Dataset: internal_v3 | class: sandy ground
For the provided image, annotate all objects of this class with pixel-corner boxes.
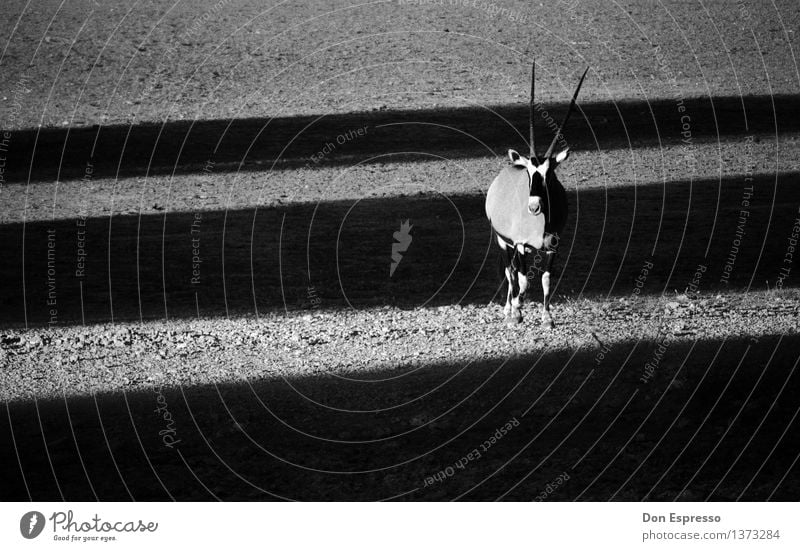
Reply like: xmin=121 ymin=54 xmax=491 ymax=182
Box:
xmin=1 ymin=1 xmax=799 ymax=128
xmin=1 ymin=0 xmax=800 ymax=501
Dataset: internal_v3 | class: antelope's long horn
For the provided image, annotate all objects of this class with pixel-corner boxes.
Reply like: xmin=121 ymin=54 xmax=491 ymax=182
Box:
xmin=543 ymin=66 xmax=589 ymax=159
xmin=529 ymin=60 xmax=537 ymax=162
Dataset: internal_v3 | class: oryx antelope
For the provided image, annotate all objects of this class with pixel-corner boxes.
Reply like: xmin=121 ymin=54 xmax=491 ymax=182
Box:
xmin=485 ymin=62 xmax=588 ymax=327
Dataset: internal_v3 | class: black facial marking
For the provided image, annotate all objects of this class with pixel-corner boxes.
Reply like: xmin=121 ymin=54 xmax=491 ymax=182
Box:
xmin=530 ymin=170 xmax=545 ymax=196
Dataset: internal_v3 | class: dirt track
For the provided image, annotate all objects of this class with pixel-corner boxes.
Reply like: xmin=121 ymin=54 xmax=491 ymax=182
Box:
xmin=1 ymin=0 xmax=800 ymax=501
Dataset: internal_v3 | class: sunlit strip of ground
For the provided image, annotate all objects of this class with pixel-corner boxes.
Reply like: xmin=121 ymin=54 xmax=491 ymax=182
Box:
xmin=3 ymin=137 xmax=799 ymax=225
xmin=1 ymin=288 xmax=798 ymax=402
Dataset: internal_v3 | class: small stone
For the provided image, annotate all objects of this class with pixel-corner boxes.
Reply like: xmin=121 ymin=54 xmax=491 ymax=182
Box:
xmin=26 ymin=335 xmax=43 ymax=348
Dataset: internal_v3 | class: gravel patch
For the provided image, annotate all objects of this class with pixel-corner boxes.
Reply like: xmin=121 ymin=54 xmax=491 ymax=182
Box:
xmin=2 ymin=289 xmax=798 ymax=402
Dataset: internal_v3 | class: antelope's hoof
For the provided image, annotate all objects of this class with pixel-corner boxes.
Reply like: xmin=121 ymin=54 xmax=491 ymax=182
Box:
xmin=541 ymin=314 xmax=555 ymax=329
xmin=506 ymin=309 xmax=523 ymax=326
xmin=503 ymin=303 xmax=511 ymax=317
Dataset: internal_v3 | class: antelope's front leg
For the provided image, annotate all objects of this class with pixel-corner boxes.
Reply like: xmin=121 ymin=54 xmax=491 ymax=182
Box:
xmin=503 ymin=266 xmax=513 ymax=317
xmin=507 ymin=275 xmax=522 ymax=325
xmin=506 ymin=249 xmax=527 ymax=324
xmin=514 ymin=270 xmax=528 ymax=319
xmin=513 ymin=250 xmax=528 ymax=310
xmin=506 ymin=267 xmax=522 ymax=324
xmin=541 ymin=251 xmax=555 ymax=328
xmin=502 ymin=246 xmax=520 ymax=322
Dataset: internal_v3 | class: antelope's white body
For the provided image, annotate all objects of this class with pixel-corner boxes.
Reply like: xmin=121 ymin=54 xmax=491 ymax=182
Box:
xmin=485 ymin=165 xmax=545 ymax=251
xmin=486 ymin=61 xmax=587 ymax=326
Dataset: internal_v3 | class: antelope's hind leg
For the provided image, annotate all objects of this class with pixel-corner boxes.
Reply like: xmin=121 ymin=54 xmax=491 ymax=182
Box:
xmin=541 ymin=250 xmax=556 ymax=328
xmin=499 ymin=239 xmax=514 ymax=318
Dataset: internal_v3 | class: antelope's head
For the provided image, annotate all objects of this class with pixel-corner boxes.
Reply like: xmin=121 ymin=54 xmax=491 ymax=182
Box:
xmin=507 ymin=148 xmax=570 ymax=215
xmin=515 ymin=61 xmax=588 ymax=215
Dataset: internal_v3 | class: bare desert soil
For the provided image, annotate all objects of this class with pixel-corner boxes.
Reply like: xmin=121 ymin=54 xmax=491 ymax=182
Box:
xmin=1 ymin=0 xmax=799 ymax=501
xmin=1 ymin=0 xmax=799 ymax=127
xmin=1 ymin=291 xmax=800 ymax=500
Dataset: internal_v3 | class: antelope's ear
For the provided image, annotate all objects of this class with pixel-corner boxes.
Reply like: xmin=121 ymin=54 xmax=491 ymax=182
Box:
xmin=508 ymin=149 xmax=528 ymax=168
xmin=555 ymin=148 xmax=570 ymax=164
